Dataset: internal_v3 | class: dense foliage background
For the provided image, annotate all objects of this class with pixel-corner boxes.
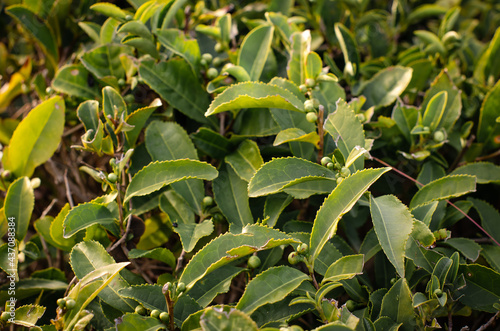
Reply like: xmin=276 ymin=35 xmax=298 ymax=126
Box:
xmin=1 ymin=0 xmax=500 ymax=330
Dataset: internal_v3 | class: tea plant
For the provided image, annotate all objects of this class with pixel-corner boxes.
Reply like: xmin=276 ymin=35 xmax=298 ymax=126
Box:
xmin=1 ymin=0 xmax=500 ymax=330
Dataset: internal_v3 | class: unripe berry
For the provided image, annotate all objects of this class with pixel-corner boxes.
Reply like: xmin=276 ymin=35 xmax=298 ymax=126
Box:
xmin=312 ymin=98 xmax=320 ymax=108
xmin=321 ymin=157 xmax=332 ymax=166
xmin=336 ymin=177 xmax=344 ymax=185
xmin=57 ymin=298 xmax=66 ymax=308
xmin=299 ymin=84 xmax=308 ymax=93
xmin=46 ymin=87 xmax=53 ymax=94
xmin=247 ymin=255 xmax=261 ymax=269
xmin=214 ymin=42 xmax=223 ymax=53
xmin=306 ymin=112 xmax=318 ymax=123
xmin=304 ymin=100 xmax=315 ymax=112
xmin=288 ymin=252 xmax=300 ymax=265
xmin=340 ymin=167 xmax=350 ymax=177
xmin=202 ymin=196 xmax=214 ymax=207
xmin=433 ymin=131 xmax=445 ymax=142
xmin=124 ymin=94 xmax=135 ymax=103
xmin=207 ymin=68 xmax=219 ymax=80
xmin=135 ymin=305 xmax=146 ymax=315
xmin=107 ymin=173 xmax=118 ymax=183
xmin=305 ymin=78 xmax=316 ymax=88
xmin=200 ymin=58 xmax=207 ymax=67
xmin=213 ymin=213 xmax=224 ymax=223
xmin=356 ymin=113 xmax=365 ymax=122
xmin=159 ymin=312 xmax=169 ymax=323
xmin=297 ymin=243 xmax=308 ymax=254
xmin=150 ymin=309 xmax=161 ymax=318
xmin=65 ymin=298 xmax=76 ymax=309
xmin=390 ymin=278 xmax=397 ymax=285
xmin=177 ymin=282 xmax=186 ymax=293
xmin=118 ymin=78 xmax=126 ymax=87
xmin=327 ymin=162 xmax=334 ymax=170
xmin=125 ymin=15 xmax=133 ymax=21
xmin=1 ymin=312 xmax=9 ymax=321
xmin=201 ymin=53 xmax=213 ymax=64
xmin=213 ymin=57 xmax=223 ymax=67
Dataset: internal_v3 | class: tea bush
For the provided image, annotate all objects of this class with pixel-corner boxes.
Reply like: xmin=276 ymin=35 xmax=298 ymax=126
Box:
xmin=1 ymin=0 xmax=500 ymax=330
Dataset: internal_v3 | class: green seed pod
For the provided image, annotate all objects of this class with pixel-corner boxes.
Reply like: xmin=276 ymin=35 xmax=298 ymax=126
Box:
xmin=200 ymin=58 xmax=207 ymax=67
xmin=288 ymin=252 xmax=300 ymax=265
xmin=304 ymin=100 xmax=315 ymax=112
xmin=177 ymin=282 xmax=186 ymax=293
xmin=305 ymin=78 xmax=316 ymax=88
xmin=297 ymin=243 xmax=308 ymax=254
xmin=213 ymin=57 xmax=223 ymax=67
xmin=135 ymin=305 xmax=146 ymax=315
xmin=327 ymin=162 xmax=334 ymax=170
xmin=340 ymin=167 xmax=351 ymax=177
xmin=125 ymin=15 xmax=133 ymax=21
xmin=159 ymin=312 xmax=169 ymax=323
xmin=356 ymin=113 xmax=365 ymax=122
xmin=247 ymin=255 xmax=261 ymax=269
xmin=433 ymin=131 xmax=445 ymax=142
xmin=306 ymin=112 xmax=318 ymax=123
xmin=57 ymin=298 xmax=66 ymax=308
xmin=299 ymin=84 xmax=308 ymax=93
xmin=107 ymin=173 xmax=118 ymax=183
xmin=118 ymin=78 xmax=126 ymax=87
xmin=321 ymin=157 xmax=332 ymax=166
xmin=201 ymin=53 xmax=213 ymax=64
xmin=65 ymin=298 xmax=76 ymax=309
xmin=207 ymin=68 xmax=219 ymax=80
xmin=214 ymin=42 xmax=223 ymax=53
xmin=202 ymin=196 xmax=214 ymax=207
xmin=150 ymin=309 xmax=161 ymax=318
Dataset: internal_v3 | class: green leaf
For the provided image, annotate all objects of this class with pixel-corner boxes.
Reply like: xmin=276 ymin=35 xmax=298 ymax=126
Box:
xmin=334 ymin=23 xmax=360 ymax=78
xmin=236 ymin=266 xmax=309 ymax=314
xmin=322 ymin=254 xmax=364 ymax=284
xmin=370 ymin=195 xmax=414 ymax=278
xmin=324 ymin=99 xmax=365 ymax=171
xmin=4 ymin=177 xmax=34 ymax=241
xmin=409 ymin=175 xmax=476 ymax=209
xmin=139 ymin=59 xmax=216 ymax=127
xmin=160 ymin=190 xmax=195 ymax=225
xmin=422 ymin=91 xmax=447 ymax=131
xmin=309 ymin=167 xmax=390 ymax=265
xmin=264 ymin=193 xmax=294 ymax=228
xmin=191 ymin=128 xmax=232 ymax=159
xmin=102 ymin=86 xmax=126 ymax=119
xmin=116 ymin=313 xmax=166 ymax=331
xmin=90 ymin=2 xmax=127 ymax=20
xmin=81 ymin=45 xmax=133 ymax=79
xmin=200 ymin=307 xmax=258 ymax=331
xmin=52 ymin=65 xmax=100 ymax=99
xmin=10 ymin=304 xmax=45 ymax=327
xmin=162 ymin=0 xmax=188 ymax=28
xmin=155 ymin=29 xmax=200 ymax=74
xmin=468 ymin=198 xmax=500 ymax=244
xmin=392 ymin=101 xmax=418 ymax=144
xmin=175 ymin=219 xmax=214 ymax=252
xmin=70 ymin=241 xmax=136 ymax=312
xmin=380 ymin=279 xmax=416 ymax=331
xmin=281 ymin=176 xmax=337 ymax=199
xmin=124 ymin=160 xmax=218 ymax=202
xmin=457 ymin=264 xmax=500 ymax=313
xmin=477 ymin=80 xmax=500 ymax=148
xmin=248 ymin=157 xmax=335 ymax=197
xmin=124 ymin=99 xmax=162 ymax=148
xmin=188 ymin=265 xmax=244 ymax=307
xmin=251 ymin=296 xmax=312 ymax=327
xmin=306 ymin=52 xmax=323 ymax=79
xmin=63 ymin=202 xmax=119 ymax=238
xmin=4 ymin=96 xmax=65 ymax=177
xmin=206 ymin=82 xmax=305 ymax=116
xmin=238 ymin=24 xmax=274 ymax=81
xmin=357 ymin=66 xmax=413 ymax=109
xmin=225 ymin=140 xmax=264 ymax=182
xmin=118 ymin=20 xmax=153 ymax=40
xmin=287 ymin=30 xmax=310 ymax=85
xmin=213 ymin=163 xmax=253 ymax=231
xmin=273 ymin=128 xmax=320 ymax=148
xmin=5 ymin=5 xmax=58 ymax=69
xmin=119 ymin=284 xmax=167 ymax=312
xmin=405 ymin=237 xmax=442 ymax=273
xmin=482 ymin=245 xmax=500 ymax=273
xmin=179 ymin=224 xmax=298 ymax=290
xmin=443 ymin=238 xmax=481 ymax=261
xmin=450 ymin=162 xmax=500 ymax=184
xmin=0 ymin=278 xmax=67 ymax=303
xmin=128 ymin=248 xmax=176 ymax=268
xmin=416 ymin=161 xmax=445 ymax=186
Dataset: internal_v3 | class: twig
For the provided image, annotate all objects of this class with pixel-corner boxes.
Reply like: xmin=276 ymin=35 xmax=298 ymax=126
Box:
xmin=121 ymin=244 xmax=153 ymax=284
xmin=39 ymin=236 xmax=53 ymax=268
xmin=476 ymin=311 xmax=500 ymax=331
xmin=449 ymin=134 xmax=475 ymax=171
xmin=107 ymin=214 xmax=132 ymax=253
xmin=372 ymin=156 xmax=500 ymax=246
xmin=175 ymin=250 xmax=186 ymax=274
xmin=63 ymin=170 xmax=74 ymax=208
xmin=62 ymin=123 xmax=84 ymax=137
xmin=41 ymin=198 xmax=58 ymax=218
xmin=448 ymin=310 xmax=453 ymax=331
xmin=475 ymin=148 xmax=500 ymax=162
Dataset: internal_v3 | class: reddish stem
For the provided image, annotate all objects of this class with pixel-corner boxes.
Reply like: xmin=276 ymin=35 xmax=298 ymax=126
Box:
xmin=372 ymin=156 xmax=500 ymax=247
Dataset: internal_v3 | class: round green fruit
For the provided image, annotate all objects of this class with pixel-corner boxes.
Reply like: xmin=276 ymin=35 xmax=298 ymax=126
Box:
xmin=356 ymin=113 xmax=365 ymax=122
xmin=177 ymin=282 xmax=186 ymax=293
xmin=305 ymin=78 xmax=316 ymax=88
xmin=321 ymin=157 xmax=332 ymax=166
xmin=150 ymin=309 xmax=161 ymax=318
xmin=299 ymin=84 xmax=308 ymax=93
xmin=45 ymin=87 xmax=54 ymax=94
xmin=304 ymin=100 xmax=315 ymax=112
xmin=159 ymin=312 xmax=169 ymax=323
xmin=57 ymin=298 xmax=66 ymax=308
xmin=306 ymin=112 xmax=318 ymax=123
xmin=390 ymin=278 xmax=397 ymax=285
xmin=247 ymin=255 xmax=261 ymax=269
xmin=118 ymin=78 xmax=126 ymax=87
xmin=213 ymin=57 xmax=223 ymax=67
xmin=200 ymin=58 xmax=207 ymax=67
xmin=433 ymin=131 xmax=445 ymax=142
xmin=1 ymin=170 xmax=11 ymax=180
xmin=202 ymin=196 xmax=214 ymax=207
xmin=312 ymin=98 xmax=320 ymax=108
xmin=201 ymin=53 xmax=213 ymax=64
xmin=297 ymin=243 xmax=308 ymax=254
xmin=214 ymin=42 xmax=223 ymax=53
xmin=336 ymin=177 xmax=344 ymax=185
xmin=107 ymin=173 xmax=118 ymax=183
xmin=135 ymin=305 xmax=146 ymax=315
xmin=207 ymin=68 xmax=219 ymax=80
xmin=65 ymin=298 xmax=76 ymax=309
xmin=1 ymin=312 xmax=10 ymax=321
xmin=340 ymin=167 xmax=351 ymax=177
xmin=125 ymin=15 xmax=133 ymax=21
xmin=288 ymin=252 xmax=300 ymax=265
xmin=124 ymin=94 xmax=135 ymax=103
xmin=327 ymin=162 xmax=334 ymax=170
